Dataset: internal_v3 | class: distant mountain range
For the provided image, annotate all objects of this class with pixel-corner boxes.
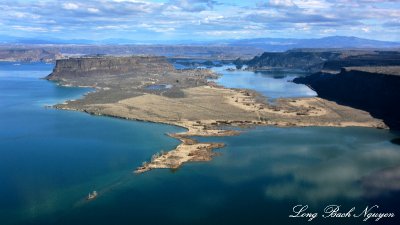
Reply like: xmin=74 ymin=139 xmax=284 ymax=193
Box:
xmin=1 ymin=35 xmax=399 ymax=51
xmin=0 ymin=36 xmax=200 ymax=45
xmin=221 ymin=36 xmax=400 ymax=51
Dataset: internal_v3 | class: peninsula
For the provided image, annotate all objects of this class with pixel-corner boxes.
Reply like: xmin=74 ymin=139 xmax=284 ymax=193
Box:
xmin=47 ymin=56 xmax=386 ymax=173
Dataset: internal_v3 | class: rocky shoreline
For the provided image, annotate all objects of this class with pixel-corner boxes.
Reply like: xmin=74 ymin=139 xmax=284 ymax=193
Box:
xmin=48 ymin=56 xmax=387 ymax=173
xmin=54 ymin=85 xmax=386 ymax=174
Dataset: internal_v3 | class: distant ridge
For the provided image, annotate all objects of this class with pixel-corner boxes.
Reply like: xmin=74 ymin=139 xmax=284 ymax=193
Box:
xmin=1 ymin=36 xmax=399 ymax=51
xmin=222 ymin=36 xmax=400 ymax=51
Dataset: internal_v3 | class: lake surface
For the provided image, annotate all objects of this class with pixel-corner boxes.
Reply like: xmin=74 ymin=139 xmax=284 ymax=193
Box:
xmin=1 ymin=62 xmax=400 ymax=225
xmin=212 ymin=66 xmax=317 ymax=99
xmin=145 ymin=84 xmax=173 ymax=90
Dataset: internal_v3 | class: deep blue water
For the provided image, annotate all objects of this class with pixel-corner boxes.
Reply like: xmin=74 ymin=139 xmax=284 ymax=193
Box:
xmin=0 ymin=62 xmax=184 ymax=224
xmin=1 ymin=62 xmax=400 ymax=225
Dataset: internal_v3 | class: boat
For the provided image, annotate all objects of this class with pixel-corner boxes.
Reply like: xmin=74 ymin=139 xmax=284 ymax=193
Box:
xmin=87 ymin=191 xmax=98 ymax=200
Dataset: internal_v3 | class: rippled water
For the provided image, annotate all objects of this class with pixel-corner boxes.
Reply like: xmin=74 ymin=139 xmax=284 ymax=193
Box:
xmin=1 ymin=62 xmax=399 ymax=225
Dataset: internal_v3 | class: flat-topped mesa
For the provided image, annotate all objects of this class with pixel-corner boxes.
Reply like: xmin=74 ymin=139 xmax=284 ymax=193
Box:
xmin=46 ymin=56 xmax=175 ymax=80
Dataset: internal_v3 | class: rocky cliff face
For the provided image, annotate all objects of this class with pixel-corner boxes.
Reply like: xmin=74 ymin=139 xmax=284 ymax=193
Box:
xmin=238 ymin=50 xmax=400 ymax=72
xmin=238 ymin=50 xmax=341 ymax=71
xmin=47 ymin=56 xmax=174 ymax=80
xmin=294 ymin=69 xmax=400 ymax=129
xmin=322 ymin=51 xmax=400 ymax=71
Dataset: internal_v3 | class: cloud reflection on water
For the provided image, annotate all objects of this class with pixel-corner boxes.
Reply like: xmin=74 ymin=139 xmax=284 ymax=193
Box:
xmin=198 ymin=127 xmax=400 ymax=203
xmin=362 ymin=166 xmax=400 ymax=197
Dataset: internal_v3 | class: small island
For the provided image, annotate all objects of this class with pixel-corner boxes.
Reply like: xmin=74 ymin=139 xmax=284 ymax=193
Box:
xmin=47 ymin=56 xmax=386 ymax=173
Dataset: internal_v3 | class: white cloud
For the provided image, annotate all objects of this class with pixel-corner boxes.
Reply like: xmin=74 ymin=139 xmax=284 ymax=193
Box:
xmin=269 ymin=0 xmax=296 ymax=7
xmin=88 ymin=7 xmax=100 ymax=13
xmin=361 ymin=27 xmax=370 ymax=32
xmin=11 ymin=25 xmax=48 ymax=32
xmin=293 ymin=0 xmax=331 ymax=9
xmin=0 ymin=0 xmax=398 ymax=41
xmin=62 ymin=3 xmax=79 ymax=10
xmin=12 ymin=12 xmax=40 ymax=19
xmin=322 ymin=28 xmax=336 ymax=33
xmin=138 ymin=23 xmax=176 ymax=32
xmin=204 ymin=15 xmax=223 ymax=22
xmin=94 ymin=25 xmax=131 ymax=30
xmin=112 ymin=0 xmax=147 ymax=2
xmin=14 ymin=12 xmax=28 ymax=18
xmin=148 ymin=27 xmax=175 ymax=32
xmin=203 ymin=29 xmax=264 ymax=38
xmin=295 ymin=23 xmax=311 ymax=31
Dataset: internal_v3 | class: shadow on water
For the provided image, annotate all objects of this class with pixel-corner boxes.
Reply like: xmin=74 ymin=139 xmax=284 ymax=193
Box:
xmin=391 ymin=138 xmax=400 ymax=145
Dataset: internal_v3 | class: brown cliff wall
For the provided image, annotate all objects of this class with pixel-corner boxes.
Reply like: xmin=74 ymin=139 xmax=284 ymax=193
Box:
xmin=46 ymin=56 xmax=174 ymax=80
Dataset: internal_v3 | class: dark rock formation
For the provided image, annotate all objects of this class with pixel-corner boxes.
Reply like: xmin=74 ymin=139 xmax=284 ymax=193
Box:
xmin=294 ymin=68 xmax=400 ymax=129
xmin=323 ymin=51 xmax=400 ymax=71
xmin=47 ymin=56 xmax=174 ymax=80
xmin=242 ymin=50 xmax=341 ymax=72
xmin=239 ymin=50 xmax=400 ymax=73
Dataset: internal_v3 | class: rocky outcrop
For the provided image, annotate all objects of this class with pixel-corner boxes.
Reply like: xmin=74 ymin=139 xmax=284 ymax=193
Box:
xmin=46 ymin=56 xmax=175 ymax=80
xmin=294 ymin=68 xmax=400 ymax=129
xmin=240 ymin=50 xmax=341 ymax=72
xmin=238 ymin=50 xmax=400 ymax=72
xmin=322 ymin=51 xmax=400 ymax=71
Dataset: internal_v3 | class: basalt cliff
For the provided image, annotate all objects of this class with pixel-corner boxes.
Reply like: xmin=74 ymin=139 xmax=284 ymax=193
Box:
xmin=47 ymin=56 xmax=174 ymax=80
xmin=237 ymin=50 xmax=340 ymax=72
xmin=236 ymin=49 xmax=400 ymax=73
xmin=294 ymin=67 xmax=400 ymax=129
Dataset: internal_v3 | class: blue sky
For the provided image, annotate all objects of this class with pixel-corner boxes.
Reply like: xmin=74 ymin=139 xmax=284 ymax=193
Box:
xmin=0 ymin=0 xmax=399 ymax=41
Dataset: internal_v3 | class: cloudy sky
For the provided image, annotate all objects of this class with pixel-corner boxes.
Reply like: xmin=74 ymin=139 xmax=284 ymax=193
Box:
xmin=0 ymin=0 xmax=399 ymax=41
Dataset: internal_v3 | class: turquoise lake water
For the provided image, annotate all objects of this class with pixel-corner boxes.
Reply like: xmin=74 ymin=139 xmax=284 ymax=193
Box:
xmin=1 ymin=62 xmax=400 ymax=225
